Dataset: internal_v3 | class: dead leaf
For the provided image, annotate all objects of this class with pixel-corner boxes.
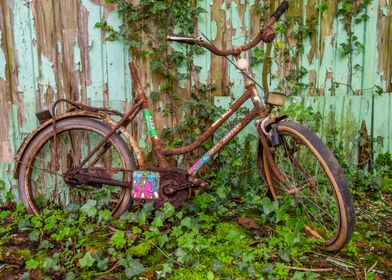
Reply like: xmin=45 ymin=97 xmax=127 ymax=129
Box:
xmin=304 ymin=224 xmax=323 ymax=239
xmin=237 ymin=217 xmax=260 ymax=230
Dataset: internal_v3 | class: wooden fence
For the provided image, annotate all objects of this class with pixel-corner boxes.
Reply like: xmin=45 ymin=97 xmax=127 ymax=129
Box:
xmin=0 ymin=0 xmax=391 ymax=200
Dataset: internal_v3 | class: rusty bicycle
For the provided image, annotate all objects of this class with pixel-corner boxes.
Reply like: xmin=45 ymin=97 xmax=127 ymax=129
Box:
xmin=14 ymin=1 xmax=355 ymax=252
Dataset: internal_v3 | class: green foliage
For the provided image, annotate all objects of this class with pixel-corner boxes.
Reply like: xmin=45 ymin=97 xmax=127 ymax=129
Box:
xmin=97 ymin=0 xmax=204 ymax=101
xmin=119 ymin=256 xmax=145 ymax=278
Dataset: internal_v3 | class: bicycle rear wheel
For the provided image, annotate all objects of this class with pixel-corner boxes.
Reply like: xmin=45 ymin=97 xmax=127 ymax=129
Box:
xmin=261 ymin=120 xmax=355 ymax=252
xmin=18 ymin=117 xmax=135 ymax=218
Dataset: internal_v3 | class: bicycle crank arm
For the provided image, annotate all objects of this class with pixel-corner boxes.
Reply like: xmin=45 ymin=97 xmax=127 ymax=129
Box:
xmin=163 ymin=176 xmax=208 ymax=195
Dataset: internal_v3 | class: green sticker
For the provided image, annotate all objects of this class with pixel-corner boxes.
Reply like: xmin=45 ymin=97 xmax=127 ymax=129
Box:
xmin=143 ymin=109 xmax=158 ymax=137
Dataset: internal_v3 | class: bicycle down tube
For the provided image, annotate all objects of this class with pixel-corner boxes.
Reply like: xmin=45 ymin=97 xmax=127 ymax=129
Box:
xmin=187 ymin=107 xmax=260 ymax=176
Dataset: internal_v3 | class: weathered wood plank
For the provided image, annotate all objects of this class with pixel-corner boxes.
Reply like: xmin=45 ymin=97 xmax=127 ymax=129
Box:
xmin=0 ymin=0 xmax=392 ymax=201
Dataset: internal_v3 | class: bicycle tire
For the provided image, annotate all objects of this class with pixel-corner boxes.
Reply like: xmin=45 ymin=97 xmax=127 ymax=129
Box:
xmin=261 ymin=120 xmax=355 ymax=252
xmin=18 ymin=117 xmax=135 ymax=218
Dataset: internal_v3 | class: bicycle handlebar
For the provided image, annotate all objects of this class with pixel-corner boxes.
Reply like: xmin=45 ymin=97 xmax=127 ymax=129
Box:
xmin=167 ymin=1 xmax=289 ymax=56
xmin=272 ymin=1 xmax=289 ymax=21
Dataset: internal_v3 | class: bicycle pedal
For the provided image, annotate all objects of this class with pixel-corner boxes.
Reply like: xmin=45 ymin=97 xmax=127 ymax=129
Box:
xmin=188 ymin=176 xmax=208 ymax=188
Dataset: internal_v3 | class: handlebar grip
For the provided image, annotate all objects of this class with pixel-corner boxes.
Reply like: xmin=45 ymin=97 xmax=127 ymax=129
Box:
xmin=272 ymin=1 xmax=289 ymax=21
xmin=167 ymin=33 xmax=196 ymax=45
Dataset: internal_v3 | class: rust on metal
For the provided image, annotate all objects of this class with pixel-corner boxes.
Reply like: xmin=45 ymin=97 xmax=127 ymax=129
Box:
xmin=13 ymin=108 xmax=146 ymax=178
xmin=257 ymin=124 xmax=293 ymax=193
xmin=207 ymin=108 xmax=260 ymax=159
xmin=161 ymin=89 xmax=253 ymax=156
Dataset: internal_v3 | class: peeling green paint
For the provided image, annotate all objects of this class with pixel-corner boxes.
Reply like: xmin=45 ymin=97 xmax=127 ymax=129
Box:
xmin=13 ymin=0 xmax=39 ymax=134
xmin=0 ymin=31 xmax=6 ymax=79
xmin=82 ymin=0 xmax=105 ymax=103
xmin=0 ymin=0 xmax=392 ymax=202
xmin=39 ymin=55 xmax=57 ymax=91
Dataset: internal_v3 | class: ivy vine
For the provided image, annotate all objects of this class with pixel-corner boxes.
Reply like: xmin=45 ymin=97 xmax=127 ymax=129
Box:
xmin=97 ymin=0 xmax=205 ymax=101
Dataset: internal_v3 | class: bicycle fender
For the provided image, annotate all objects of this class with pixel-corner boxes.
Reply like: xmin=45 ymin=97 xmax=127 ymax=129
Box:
xmin=13 ymin=110 xmax=145 ymax=179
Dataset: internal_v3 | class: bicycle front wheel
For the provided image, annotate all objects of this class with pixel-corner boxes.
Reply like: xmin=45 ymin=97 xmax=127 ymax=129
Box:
xmin=18 ymin=117 xmax=135 ymax=218
xmin=261 ymin=120 xmax=355 ymax=252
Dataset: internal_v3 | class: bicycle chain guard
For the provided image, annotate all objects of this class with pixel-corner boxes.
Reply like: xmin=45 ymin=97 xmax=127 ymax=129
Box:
xmin=132 ymin=168 xmax=189 ymax=209
xmin=132 ymin=171 xmax=160 ymax=200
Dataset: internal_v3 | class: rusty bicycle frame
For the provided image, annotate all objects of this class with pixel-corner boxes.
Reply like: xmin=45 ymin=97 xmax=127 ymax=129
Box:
xmin=63 ymin=58 xmax=270 ymax=181
xmin=15 ymin=2 xmax=292 ymax=200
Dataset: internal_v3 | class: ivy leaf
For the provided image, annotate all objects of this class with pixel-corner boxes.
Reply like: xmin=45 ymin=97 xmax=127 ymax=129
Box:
xmin=42 ymin=257 xmax=56 ymax=272
xmin=96 ymin=257 xmax=109 ymax=271
xmin=65 ymin=272 xmax=75 ymax=280
xmin=110 ymin=230 xmax=126 ymax=249
xmin=207 ymin=271 xmax=214 ymax=280
xmin=180 ymin=217 xmax=193 ymax=228
xmin=261 ymin=198 xmax=278 ymax=215
xmin=151 ymin=211 xmax=165 ymax=229
xmin=20 ymin=272 xmax=30 ymax=280
xmin=65 ymin=202 xmax=80 ymax=212
xmin=162 ymin=202 xmax=175 ymax=218
xmin=175 ymin=247 xmax=189 ymax=263
xmin=152 ymin=2 xmax=167 ymax=14
xmin=79 ymin=251 xmax=95 ymax=268
xmin=150 ymin=60 xmax=163 ymax=71
xmin=18 ymin=219 xmax=30 ymax=231
xmin=261 ymin=263 xmax=274 ymax=273
xmin=98 ymin=209 xmax=112 ymax=223
xmin=162 ymin=263 xmax=173 ymax=274
xmin=119 ymin=256 xmax=145 ymax=278
xmin=28 ymin=230 xmax=40 ymax=242
xmin=195 ymin=7 xmax=208 ymax=14
xmin=156 ymin=233 xmax=169 ymax=247
xmin=38 ymin=240 xmax=54 ymax=250
xmin=278 ymin=248 xmax=291 ymax=263
xmin=212 ymin=258 xmax=223 ymax=272
xmin=80 ymin=199 xmax=97 ymax=217
xmin=94 ymin=21 xmax=107 ymax=28
xmin=25 ymin=259 xmax=39 ymax=269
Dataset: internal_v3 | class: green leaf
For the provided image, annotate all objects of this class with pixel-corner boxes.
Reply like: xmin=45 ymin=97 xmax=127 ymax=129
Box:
xmin=261 ymin=197 xmax=278 ymax=215
xmin=65 ymin=272 xmax=75 ymax=280
xmin=42 ymin=257 xmax=56 ymax=272
xmin=162 ymin=202 xmax=175 ymax=218
xmin=94 ymin=21 xmax=107 ymax=28
xmin=150 ymin=60 xmax=163 ymax=71
xmin=79 ymin=251 xmax=95 ymax=268
xmin=110 ymin=230 xmax=126 ymax=249
xmin=20 ymin=272 xmax=30 ymax=280
xmin=156 ymin=233 xmax=169 ymax=247
xmin=181 ymin=217 xmax=193 ymax=228
xmin=162 ymin=263 xmax=173 ymax=274
xmin=38 ymin=240 xmax=53 ymax=250
xmin=80 ymin=199 xmax=97 ymax=217
xmin=96 ymin=257 xmax=109 ymax=271
xmin=98 ymin=209 xmax=112 ymax=223
xmin=25 ymin=259 xmax=39 ymax=269
xmin=28 ymin=230 xmax=40 ymax=242
xmin=0 ymin=210 xmax=9 ymax=219
xmin=18 ymin=219 xmax=30 ymax=231
xmin=151 ymin=211 xmax=165 ymax=229
xmin=119 ymin=256 xmax=145 ymax=278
